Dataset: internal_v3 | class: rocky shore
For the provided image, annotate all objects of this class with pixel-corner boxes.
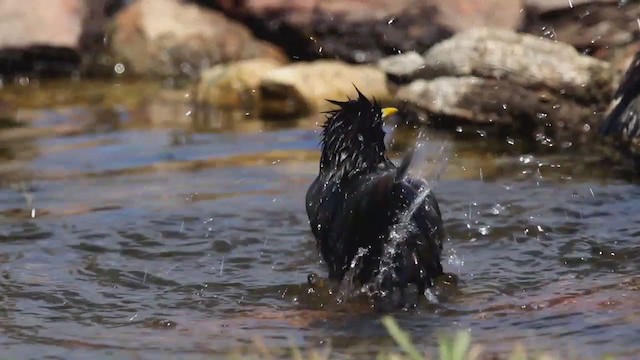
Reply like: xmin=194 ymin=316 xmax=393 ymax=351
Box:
xmin=1 ymin=0 xmax=639 ymax=163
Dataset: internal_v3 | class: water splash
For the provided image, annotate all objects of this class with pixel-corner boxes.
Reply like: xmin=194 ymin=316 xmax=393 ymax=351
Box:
xmin=337 ymin=247 xmax=370 ymax=300
xmin=377 ymin=129 xmax=452 ymax=302
xmin=410 ymin=130 xmax=451 ymax=188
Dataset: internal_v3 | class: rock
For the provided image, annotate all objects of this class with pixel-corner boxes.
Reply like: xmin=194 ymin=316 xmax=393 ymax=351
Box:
xmin=525 ymin=0 xmax=617 ymax=13
xmin=377 ymin=51 xmax=426 ymax=83
xmin=428 ymin=0 xmax=524 ymax=33
xmin=206 ymin=0 xmax=524 ymax=63
xmin=0 ymin=0 xmax=81 ymax=76
xmin=524 ymin=1 xmax=640 ymax=59
xmin=194 ymin=58 xmax=285 ymax=110
xmin=397 ymin=77 xmax=599 ymax=143
xmin=421 ymin=28 xmax=614 ymax=105
xmin=0 ymin=0 xmax=123 ymax=77
xmin=396 ymin=29 xmax=615 ymax=144
xmin=108 ymin=0 xmax=286 ymax=78
xmin=258 ymin=60 xmax=393 ymax=118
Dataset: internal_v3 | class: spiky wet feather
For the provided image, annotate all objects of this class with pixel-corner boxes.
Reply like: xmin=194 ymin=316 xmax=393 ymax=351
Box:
xmin=319 ymin=91 xmax=391 ymax=181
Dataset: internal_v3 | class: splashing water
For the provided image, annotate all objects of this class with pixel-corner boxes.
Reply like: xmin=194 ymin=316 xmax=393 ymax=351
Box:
xmin=335 ymin=129 xmax=455 ymax=305
xmin=337 ymin=247 xmax=370 ymax=301
xmin=376 ymin=130 xmax=453 ymax=303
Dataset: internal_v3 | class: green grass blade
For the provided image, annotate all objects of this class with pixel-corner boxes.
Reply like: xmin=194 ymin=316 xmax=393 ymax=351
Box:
xmin=381 ymin=316 xmax=423 ymax=360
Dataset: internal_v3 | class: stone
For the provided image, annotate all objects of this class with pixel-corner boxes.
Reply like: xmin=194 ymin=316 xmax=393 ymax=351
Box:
xmin=397 ymin=77 xmax=599 ymax=144
xmin=207 ymin=0 xmax=524 ymax=63
xmin=0 ymin=0 xmax=84 ymax=50
xmin=524 ymin=1 xmax=640 ymax=59
xmin=257 ymin=60 xmax=393 ymax=118
xmin=108 ymin=0 xmax=286 ymax=78
xmin=421 ymin=28 xmax=614 ymax=105
xmin=396 ymin=29 xmax=616 ymax=144
xmin=377 ymin=51 xmax=426 ymax=83
xmin=0 ymin=0 xmax=125 ymax=77
xmin=194 ymin=58 xmax=285 ymax=110
xmin=0 ymin=0 xmax=80 ymax=76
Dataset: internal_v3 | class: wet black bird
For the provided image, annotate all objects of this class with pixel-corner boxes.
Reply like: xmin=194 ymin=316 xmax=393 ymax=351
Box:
xmin=601 ymin=51 xmax=640 ymax=166
xmin=305 ymin=89 xmax=445 ymax=303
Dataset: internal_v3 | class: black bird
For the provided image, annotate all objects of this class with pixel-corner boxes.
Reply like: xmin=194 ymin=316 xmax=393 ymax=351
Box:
xmin=601 ymin=51 xmax=640 ymax=166
xmin=305 ymin=89 xmax=446 ymax=304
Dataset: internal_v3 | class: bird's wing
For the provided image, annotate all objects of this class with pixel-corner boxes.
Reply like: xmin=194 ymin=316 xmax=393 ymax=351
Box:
xmin=602 ymin=51 xmax=640 ymax=137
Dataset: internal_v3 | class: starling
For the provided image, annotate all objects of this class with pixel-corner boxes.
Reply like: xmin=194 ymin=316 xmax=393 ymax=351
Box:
xmin=601 ymin=51 xmax=640 ymax=164
xmin=305 ymin=89 xmax=446 ymax=304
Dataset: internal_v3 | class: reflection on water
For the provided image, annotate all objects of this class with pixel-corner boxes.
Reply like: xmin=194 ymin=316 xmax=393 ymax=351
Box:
xmin=0 ymin=81 xmax=639 ymax=359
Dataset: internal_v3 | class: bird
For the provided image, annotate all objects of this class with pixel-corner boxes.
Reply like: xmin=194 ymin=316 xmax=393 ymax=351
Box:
xmin=305 ymin=88 xmax=446 ymax=306
xmin=601 ymin=50 xmax=640 ymax=167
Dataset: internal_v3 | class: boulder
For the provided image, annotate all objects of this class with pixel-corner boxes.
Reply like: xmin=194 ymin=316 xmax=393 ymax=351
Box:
xmin=0 ymin=0 xmax=81 ymax=76
xmin=207 ymin=0 xmax=524 ymax=63
xmin=421 ymin=28 xmax=614 ymax=105
xmin=0 ymin=0 xmax=125 ymax=77
xmin=194 ymin=58 xmax=285 ymax=110
xmin=377 ymin=51 xmax=426 ymax=83
xmin=258 ymin=60 xmax=393 ymax=118
xmin=396 ymin=29 xmax=615 ymax=143
xmin=524 ymin=0 xmax=640 ymax=63
xmin=108 ymin=0 xmax=286 ymax=78
xmin=397 ymin=77 xmax=599 ymax=143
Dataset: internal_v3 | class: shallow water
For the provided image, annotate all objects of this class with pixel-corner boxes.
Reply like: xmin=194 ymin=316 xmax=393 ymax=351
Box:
xmin=0 ymin=81 xmax=639 ymax=359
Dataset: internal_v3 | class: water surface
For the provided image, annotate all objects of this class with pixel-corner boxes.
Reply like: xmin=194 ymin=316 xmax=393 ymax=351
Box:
xmin=0 ymin=81 xmax=639 ymax=359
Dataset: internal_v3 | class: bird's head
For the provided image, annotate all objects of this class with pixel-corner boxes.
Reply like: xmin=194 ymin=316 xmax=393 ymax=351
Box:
xmin=319 ymin=88 xmax=398 ymax=179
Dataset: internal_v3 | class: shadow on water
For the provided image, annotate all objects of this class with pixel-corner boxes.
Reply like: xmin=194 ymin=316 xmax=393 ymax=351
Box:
xmin=0 ymin=80 xmax=639 ymax=359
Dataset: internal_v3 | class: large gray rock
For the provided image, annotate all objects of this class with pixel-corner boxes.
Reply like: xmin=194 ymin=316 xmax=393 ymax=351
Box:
xmin=108 ymin=0 xmax=286 ymax=77
xmin=397 ymin=29 xmax=615 ymax=143
xmin=398 ymin=77 xmax=599 ymax=143
xmin=421 ymin=28 xmax=614 ymax=105
xmin=525 ymin=0 xmax=640 ymax=70
xmin=377 ymin=51 xmax=426 ymax=83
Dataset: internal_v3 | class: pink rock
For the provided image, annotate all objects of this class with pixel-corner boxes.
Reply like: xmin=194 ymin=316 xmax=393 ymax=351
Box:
xmin=109 ymin=0 xmax=286 ymax=77
xmin=211 ymin=0 xmax=525 ymax=63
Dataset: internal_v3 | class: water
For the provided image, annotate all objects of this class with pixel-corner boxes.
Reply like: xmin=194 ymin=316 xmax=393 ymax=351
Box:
xmin=1 ymin=81 xmax=639 ymax=359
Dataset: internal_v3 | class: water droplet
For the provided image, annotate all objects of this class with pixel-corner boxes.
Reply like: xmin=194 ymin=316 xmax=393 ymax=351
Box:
xmin=479 ymin=225 xmax=490 ymax=235
xmin=114 ymin=63 xmax=126 ymax=75
xmin=490 ymin=204 xmax=505 ymax=215
xmin=519 ymin=155 xmax=534 ymax=164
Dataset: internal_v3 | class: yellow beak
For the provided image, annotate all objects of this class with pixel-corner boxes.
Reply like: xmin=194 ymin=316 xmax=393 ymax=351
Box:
xmin=381 ymin=107 xmax=399 ymax=119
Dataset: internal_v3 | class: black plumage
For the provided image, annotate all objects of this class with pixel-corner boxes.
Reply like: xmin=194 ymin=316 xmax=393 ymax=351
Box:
xmin=305 ymin=89 xmax=445 ymax=303
xmin=601 ymin=51 xmax=640 ymax=162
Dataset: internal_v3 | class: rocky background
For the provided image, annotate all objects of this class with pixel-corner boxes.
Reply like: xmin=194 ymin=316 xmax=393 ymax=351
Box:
xmin=1 ymin=0 xmax=639 ymax=156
